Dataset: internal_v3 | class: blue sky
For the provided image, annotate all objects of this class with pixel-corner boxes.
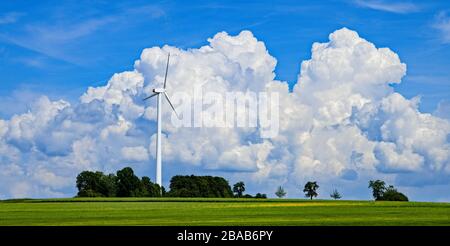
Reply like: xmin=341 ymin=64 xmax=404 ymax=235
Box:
xmin=1 ymin=0 xmax=449 ymax=117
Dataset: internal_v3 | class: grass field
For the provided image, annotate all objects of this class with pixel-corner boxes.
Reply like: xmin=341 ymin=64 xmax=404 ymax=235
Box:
xmin=0 ymin=198 xmax=449 ymax=226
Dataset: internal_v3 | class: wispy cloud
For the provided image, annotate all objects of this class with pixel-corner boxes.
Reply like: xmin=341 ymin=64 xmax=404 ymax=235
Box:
xmin=433 ymin=12 xmax=450 ymax=44
xmin=406 ymin=74 xmax=450 ymax=86
xmin=26 ymin=16 xmax=118 ymax=43
xmin=126 ymin=4 xmax=166 ymax=18
xmin=0 ymin=17 xmax=116 ymax=65
xmin=353 ymin=0 xmax=420 ymax=14
xmin=0 ymin=4 xmax=165 ymax=65
xmin=0 ymin=12 xmax=24 ymax=25
xmin=13 ymin=55 xmax=50 ymax=69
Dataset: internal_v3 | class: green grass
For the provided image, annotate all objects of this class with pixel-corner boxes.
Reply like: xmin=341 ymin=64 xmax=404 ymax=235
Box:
xmin=0 ymin=198 xmax=449 ymax=225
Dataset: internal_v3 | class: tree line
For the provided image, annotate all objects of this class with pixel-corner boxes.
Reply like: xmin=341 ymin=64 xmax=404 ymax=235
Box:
xmin=76 ymin=167 xmax=408 ymax=201
xmin=76 ymin=167 xmax=267 ymax=198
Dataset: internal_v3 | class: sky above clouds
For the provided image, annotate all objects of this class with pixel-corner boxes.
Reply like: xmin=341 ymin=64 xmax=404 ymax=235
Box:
xmin=0 ymin=1 xmax=450 ymax=201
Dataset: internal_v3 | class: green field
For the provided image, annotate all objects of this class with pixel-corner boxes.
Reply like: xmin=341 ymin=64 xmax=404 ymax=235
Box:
xmin=0 ymin=198 xmax=449 ymax=225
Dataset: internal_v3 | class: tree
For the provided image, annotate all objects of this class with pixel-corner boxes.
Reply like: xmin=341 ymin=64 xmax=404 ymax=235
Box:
xmin=100 ymin=173 xmax=117 ymax=197
xmin=168 ymin=175 xmax=233 ymax=198
xmin=76 ymin=171 xmax=104 ymax=197
xmin=378 ymin=185 xmax=408 ymax=201
xmin=116 ymin=167 xmax=142 ymax=197
xmin=368 ymin=180 xmax=386 ymax=200
xmin=233 ymin=181 xmax=245 ymax=198
xmin=303 ymin=181 xmax=319 ymax=200
xmin=76 ymin=171 xmax=117 ymax=197
xmin=76 ymin=168 xmax=166 ymax=198
xmin=212 ymin=176 xmax=234 ymax=198
xmin=275 ymin=186 xmax=286 ymax=198
xmin=330 ymin=189 xmax=342 ymax=200
xmin=140 ymin=176 xmax=161 ymax=197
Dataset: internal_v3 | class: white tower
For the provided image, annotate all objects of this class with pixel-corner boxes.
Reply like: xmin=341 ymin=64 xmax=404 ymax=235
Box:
xmin=143 ymin=53 xmax=178 ymax=191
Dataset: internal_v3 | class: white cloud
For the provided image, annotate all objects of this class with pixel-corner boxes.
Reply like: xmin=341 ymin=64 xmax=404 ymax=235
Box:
xmin=32 ymin=167 xmax=72 ymax=189
xmin=0 ymin=28 xmax=449 ymax=200
xmin=354 ymin=0 xmax=420 ymax=14
xmin=121 ymin=146 xmax=149 ymax=162
xmin=375 ymin=142 xmax=424 ymax=172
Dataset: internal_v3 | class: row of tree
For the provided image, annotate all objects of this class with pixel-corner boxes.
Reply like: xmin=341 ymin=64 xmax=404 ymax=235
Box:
xmin=274 ymin=182 xmax=322 ymax=200
xmin=76 ymin=168 xmax=407 ymax=201
xmin=76 ymin=167 xmax=267 ymax=198
xmin=273 ymin=180 xmax=408 ymax=201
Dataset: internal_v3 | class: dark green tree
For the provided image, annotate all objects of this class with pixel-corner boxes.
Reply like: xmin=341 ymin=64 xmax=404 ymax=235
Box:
xmin=330 ymin=189 xmax=342 ymax=200
xmin=116 ymin=167 xmax=142 ymax=197
xmin=168 ymin=175 xmax=233 ymax=198
xmin=255 ymin=193 xmax=267 ymax=199
xmin=303 ymin=181 xmax=319 ymax=200
xmin=76 ymin=167 xmax=166 ymax=197
xmin=275 ymin=186 xmax=286 ymax=198
xmin=378 ymin=185 xmax=408 ymax=201
xmin=76 ymin=171 xmax=107 ymax=197
xmin=368 ymin=180 xmax=386 ymax=200
xmin=233 ymin=181 xmax=245 ymax=198
xmin=100 ymin=173 xmax=117 ymax=197
xmin=140 ymin=176 xmax=161 ymax=197
xmin=76 ymin=168 xmax=247 ymax=199
xmin=212 ymin=176 xmax=233 ymax=197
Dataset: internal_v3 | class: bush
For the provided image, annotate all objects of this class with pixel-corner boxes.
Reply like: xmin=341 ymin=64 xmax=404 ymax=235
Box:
xmin=369 ymin=181 xmax=409 ymax=202
xmin=379 ymin=189 xmax=409 ymax=201
xmin=255 ymin=193 xmax=267 ymax=199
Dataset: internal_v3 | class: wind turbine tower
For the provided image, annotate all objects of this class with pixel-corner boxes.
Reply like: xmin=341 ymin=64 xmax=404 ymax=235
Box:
xmin=143 ymin=53 xmax=178 ymax=190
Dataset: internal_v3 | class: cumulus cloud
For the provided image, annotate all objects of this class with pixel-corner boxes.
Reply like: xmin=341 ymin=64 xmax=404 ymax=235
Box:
xmin=0 ymin=28 xmax=449 ymax=200
xmin=121 ymin=146 xmax=149 ymax=162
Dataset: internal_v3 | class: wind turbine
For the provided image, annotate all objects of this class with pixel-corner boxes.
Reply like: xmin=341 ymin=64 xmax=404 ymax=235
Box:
xmin=143 ymin=53 xmax=178 ymax=191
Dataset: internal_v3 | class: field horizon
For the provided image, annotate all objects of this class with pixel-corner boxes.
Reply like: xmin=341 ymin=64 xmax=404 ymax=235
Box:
xmin=1 ymin=198 xmax=449 ymax=226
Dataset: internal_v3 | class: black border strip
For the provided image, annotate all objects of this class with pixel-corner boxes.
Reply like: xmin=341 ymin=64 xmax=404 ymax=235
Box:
xmin=0 ymin=226 xmax=448 ymax=244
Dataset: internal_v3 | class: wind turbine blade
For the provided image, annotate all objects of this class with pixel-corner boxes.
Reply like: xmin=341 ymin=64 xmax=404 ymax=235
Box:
xmin=164 ymin=92 xmax=179 ymax=118
xmin=163 ymin=53 xmax=170 ymax=89
xmin=143 ymin=93 xmax=157 ymax=101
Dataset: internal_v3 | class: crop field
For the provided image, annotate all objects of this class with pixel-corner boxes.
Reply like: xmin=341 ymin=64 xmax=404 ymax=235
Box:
xmin=0 ymin=198 xmax=449 ymax=226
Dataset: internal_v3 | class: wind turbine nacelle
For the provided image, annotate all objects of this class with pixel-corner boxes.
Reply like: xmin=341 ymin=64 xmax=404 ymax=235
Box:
xmin=153 ymin=88 xmax=165 ymax=93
